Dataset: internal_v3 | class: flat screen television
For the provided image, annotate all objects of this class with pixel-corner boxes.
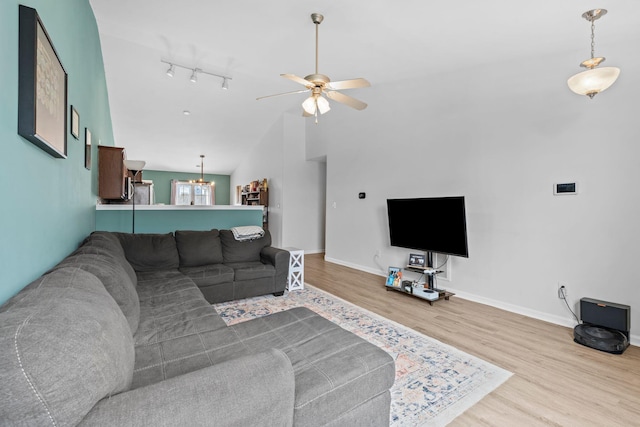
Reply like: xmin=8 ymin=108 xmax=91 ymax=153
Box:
xmin=386 ymin=196 xmax=469 ymax=258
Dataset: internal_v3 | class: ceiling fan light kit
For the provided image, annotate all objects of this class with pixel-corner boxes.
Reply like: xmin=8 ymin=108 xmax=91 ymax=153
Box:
xmin=257 ymin=13 xmax=371 ymax=123
xmin=567 ymin=8 xmax=620 ymax=99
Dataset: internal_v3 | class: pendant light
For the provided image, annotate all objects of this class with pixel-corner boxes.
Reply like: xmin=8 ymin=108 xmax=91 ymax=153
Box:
xmin=198 ymin=155 xmax=205 ymax=182
xmin=567 ymin=9 xmax=620 ymax=99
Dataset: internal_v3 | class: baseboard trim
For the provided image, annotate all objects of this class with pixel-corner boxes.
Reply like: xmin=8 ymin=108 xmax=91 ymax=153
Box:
xmin=323 ymin=256 xmax=639 ymax=347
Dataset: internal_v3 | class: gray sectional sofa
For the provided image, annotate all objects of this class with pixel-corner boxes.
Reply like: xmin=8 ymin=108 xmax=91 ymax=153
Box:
xmin=0 ymin=230 xmax=396 ymax=426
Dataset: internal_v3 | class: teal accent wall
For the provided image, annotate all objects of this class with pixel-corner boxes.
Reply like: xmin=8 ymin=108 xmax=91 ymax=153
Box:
xmin=0 ymin=0 xmax=113 ymax=305
xmin=142 ymin=170 xmax=231 ymax=205
xmin=96 ymin=208 xmax=263 ymax=234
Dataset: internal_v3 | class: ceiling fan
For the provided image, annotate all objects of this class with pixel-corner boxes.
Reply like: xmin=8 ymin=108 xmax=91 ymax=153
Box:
xmin=257 ymin=13 xmax=371 ymax=122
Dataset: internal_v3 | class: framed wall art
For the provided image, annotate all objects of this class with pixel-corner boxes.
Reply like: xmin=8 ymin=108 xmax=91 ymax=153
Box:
xmin=85 ymin=128 xmax=92 ymax=170
xmin=408 ymin=253 xmax=426 ymax=268
xmin=18 ymin=5 xmax=68 ymax=158
xmin=386 ymin=266 xmax=402 ymax=287
xmin=70 ymin=106 xmax=79 ymax=139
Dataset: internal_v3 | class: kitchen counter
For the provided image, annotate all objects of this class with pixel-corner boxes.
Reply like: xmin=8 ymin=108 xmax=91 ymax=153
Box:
xmin=95 ymin=204 xmax=264 ymax=233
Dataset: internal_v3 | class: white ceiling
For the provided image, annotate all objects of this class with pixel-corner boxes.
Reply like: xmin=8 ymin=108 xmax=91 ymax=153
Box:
xmin=89 ymin=0 xmax=639 ymax=175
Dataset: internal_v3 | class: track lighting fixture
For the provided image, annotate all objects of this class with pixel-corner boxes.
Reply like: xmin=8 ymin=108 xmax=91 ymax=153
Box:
xmin=161 ymin=59 xmax=232 ymax=89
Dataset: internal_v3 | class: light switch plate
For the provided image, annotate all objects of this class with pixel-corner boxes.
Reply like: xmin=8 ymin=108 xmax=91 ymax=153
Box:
xmin=554 ymin=182 xmax=578 ymax=195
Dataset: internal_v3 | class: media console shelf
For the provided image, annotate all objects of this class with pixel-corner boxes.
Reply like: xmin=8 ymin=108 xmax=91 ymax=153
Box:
xmin=385 ymin=267 xmax=454 ymax=305
xmin=385 ymin=283 xmax=454 ymax=306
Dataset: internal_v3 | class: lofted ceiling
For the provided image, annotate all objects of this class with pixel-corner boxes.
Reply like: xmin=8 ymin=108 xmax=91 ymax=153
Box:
xmin=89 ymin=0 xmax=639 ymax=175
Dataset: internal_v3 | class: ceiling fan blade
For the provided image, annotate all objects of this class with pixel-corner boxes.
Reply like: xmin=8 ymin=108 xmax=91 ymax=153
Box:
xmin=325 ymin=90 xmax=368 ymax=110
xmin=256 ymin=88 xmax=310 ymax=101
xmin=281 ymin=74 xmax=313 ymax=87
xmin=326 ymin=78 xmax=371 ymax=91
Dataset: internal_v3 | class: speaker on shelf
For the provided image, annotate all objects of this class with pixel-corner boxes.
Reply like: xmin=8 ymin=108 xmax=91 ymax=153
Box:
xmin=574 ymin=298 xmax=630 ymax=354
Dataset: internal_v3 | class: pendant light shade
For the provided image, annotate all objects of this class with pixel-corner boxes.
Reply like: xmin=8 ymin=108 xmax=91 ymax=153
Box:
xmin=302 ymin=96 xmax=316 ymax=115
xmin=567 ymin=9 xmax=620 ymax=99
xmin=316 ymin=96 xmax=330 ymax=114
xmin=567 ymin=67 xmax=621 ymax=98
xmin=302 ymin=94 xmax=330 ymax=115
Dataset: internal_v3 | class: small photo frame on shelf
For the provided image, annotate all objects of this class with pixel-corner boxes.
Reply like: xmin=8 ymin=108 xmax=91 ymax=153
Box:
xmin=84 ymin=128 xmax=91 ymax=170
xmin=70 ymin=106 xmax=79 ymax=139
xmin=408 ymin=253 xmax=426 ymax=268
xmin=386 ymin=266 xmax=402 ymax=287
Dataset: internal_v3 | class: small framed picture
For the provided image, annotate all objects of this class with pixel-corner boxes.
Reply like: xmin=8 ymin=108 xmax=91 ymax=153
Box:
xmin=84 ymin=128 xmax=91 ymax=170
xmin=70 ymin=106 xmax=79 ymax=139
xmin=408 ymin=253 xmax=426 ymax=268
xmin=386 ymin=266 xmax=402 ymax=287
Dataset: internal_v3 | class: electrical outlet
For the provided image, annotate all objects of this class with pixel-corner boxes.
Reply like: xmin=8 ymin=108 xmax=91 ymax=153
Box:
xmin=557 ymin=282 xmax=568 ymax=299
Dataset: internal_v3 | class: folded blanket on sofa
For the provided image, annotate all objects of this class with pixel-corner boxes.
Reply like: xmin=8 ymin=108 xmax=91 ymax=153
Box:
xmin=231 ymin=226 xmax=265 ymax=241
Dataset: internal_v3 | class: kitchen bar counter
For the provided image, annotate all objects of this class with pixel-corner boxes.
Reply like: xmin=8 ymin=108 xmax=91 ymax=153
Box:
xmin=95 ymin=204 xmax=264 ymax=233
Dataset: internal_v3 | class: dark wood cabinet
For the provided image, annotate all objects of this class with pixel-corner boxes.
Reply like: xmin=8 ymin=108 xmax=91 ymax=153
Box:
xmin=241 ymin=180 xmax=268 ymax=229
xmin=98 ymin=146 xmax=128 ymax=200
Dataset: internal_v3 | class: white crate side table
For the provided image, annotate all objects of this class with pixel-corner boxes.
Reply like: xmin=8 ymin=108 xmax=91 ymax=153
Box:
xmin=285 ymin=247 xmax=304 ymax=291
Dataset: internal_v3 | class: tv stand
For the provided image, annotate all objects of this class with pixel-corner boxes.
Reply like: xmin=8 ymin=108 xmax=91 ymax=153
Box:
xmin=385 ymin=266 xmax=454 ymax=305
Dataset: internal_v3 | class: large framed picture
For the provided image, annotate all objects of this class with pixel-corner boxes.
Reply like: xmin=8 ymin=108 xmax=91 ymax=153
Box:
xmin=18 ymin=5 xmax=68 ymax=158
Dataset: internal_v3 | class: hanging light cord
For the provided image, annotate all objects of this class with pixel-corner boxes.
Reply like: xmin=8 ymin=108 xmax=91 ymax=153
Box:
xmin=315 ymin=21 xmax=319 ymax=74
xmin=590 ymin=18 xmax=596 ymax=59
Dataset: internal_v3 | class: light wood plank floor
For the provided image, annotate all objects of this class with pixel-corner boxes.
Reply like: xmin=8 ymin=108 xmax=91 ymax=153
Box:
xmin=305 ymin=253 xmax=640 ymax=426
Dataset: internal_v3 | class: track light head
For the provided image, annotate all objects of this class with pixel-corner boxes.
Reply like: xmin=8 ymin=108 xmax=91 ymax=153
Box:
xmin=190 ymin=69 xmax=198 ymax=83
xmin=222 ymin=78 xmax=229 ymax=90
xmin=166 ymin=64 xmax=175 ymax=77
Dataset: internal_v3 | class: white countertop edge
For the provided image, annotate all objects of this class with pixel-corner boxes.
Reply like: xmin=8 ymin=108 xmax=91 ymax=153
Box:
xmin=96 ymin=204 xmax=264 ymax=211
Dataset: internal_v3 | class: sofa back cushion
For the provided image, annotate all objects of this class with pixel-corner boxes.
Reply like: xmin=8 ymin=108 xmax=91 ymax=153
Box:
xmin=81 ymin=232 xmax=137 ymax=284
xmin=175 ymin=230 xmax=224 ymax=267
xmin=0 ymin=267 xmax=134 ymax=426
xmin=115 ymin=233 xmax=179 ymax=272
xmin=52 ymin=247 xmax=140 ymax=334
xmin=82 ymin=231 xmax=127 ymax=258
xmin=220 ymin=229 xmax=272 ymax=263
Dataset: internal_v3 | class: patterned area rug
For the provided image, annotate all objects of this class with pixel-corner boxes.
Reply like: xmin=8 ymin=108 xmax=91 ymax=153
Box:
xmin=213 ymin=285 xmax=512 ymax=426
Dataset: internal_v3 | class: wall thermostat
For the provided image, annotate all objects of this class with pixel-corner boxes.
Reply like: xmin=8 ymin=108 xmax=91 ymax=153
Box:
xmin=554 ymin=182 xmax=578 ymax=195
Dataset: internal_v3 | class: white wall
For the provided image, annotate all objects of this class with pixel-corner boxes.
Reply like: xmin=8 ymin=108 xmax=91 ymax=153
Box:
xmin=310 ymin=53 xmax=640 ymax=343
xmin=231 ymin=113 xmax=326 ymax=252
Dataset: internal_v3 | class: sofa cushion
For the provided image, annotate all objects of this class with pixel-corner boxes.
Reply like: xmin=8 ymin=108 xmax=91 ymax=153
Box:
xmin=81 ymin=231 xmax=127 ymax=259
xmin=179 ymin=263 xmax=235 ymax=287
xmin=175 ymin=230 xmax=224 ymax=267
xmin=220 ymin=229 xmax=272 ymax=263
xmin=0 ymin=267 xmax=134 ymax=427
xmin=53 ymin=248 xmax=140 ymax=334
xmin=226 ymin=262 xmax=276 ymax=281
xmin=134 ymin=270 xmax=228 ymax=346
xmin=116 ymin=232 xmax=179 ymax=272
xmin=80 ymin=232 xmax=137 ymax=285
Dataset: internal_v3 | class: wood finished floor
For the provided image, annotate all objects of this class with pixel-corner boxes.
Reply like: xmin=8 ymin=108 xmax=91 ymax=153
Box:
xmin=304 ymin=253 xmax=640 ymax=426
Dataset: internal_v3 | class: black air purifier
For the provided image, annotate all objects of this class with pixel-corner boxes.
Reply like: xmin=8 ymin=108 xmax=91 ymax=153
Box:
xmin=574 ymin=298 xmax=630 ymax=354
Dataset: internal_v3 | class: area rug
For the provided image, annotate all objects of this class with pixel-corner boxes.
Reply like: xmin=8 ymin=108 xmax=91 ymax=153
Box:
xmin=213 ymin=285 xmax=512 ymax=426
